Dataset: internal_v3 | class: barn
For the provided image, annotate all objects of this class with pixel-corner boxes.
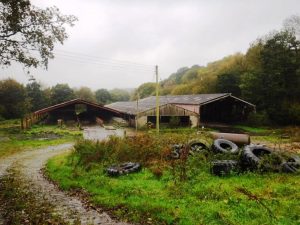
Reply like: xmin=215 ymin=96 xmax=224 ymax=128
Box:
xmin=106 ymin=93 xmax=255 ymax=128
xmin=33 ymin=99 xmax=120 ymax=125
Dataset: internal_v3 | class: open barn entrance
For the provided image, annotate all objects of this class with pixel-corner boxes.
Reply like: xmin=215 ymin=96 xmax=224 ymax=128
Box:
xmin=33 ymin=99 xmax=120 ymax=125
xmin=200 ymin=96 xmax=253 ymax=124
xmin=147 ymin=116 xmax=190 ymax=127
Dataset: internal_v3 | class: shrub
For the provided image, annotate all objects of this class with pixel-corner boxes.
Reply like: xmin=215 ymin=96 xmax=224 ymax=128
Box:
xmin=149 ymin=166 xmax=164 ymax=179
xmin=247 ymin=111 xmax=271 ymax=126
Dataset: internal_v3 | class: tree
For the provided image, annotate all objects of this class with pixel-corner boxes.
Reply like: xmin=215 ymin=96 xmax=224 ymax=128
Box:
xmin=131 ymin=82 xmax=156 ymax=100
xmin=259 ymin=31 xmax=300 ymax=124
xmin=26 ymin=79 xmax=49 ymax=111
xmin=74 ymin=86 xmax=96 ymax=102
xmin=95 ymin=88 xmax=111 ymax=104
xmin=241 ymin=30 xmax=300 ymax=124
xmin=110 ymin=89 xmax=130 ymax=102
xmin=50 ymin=84 xmax=75 ymax=105
xmin=0 ymin=78 xmax=27 ymax=118
xmin=283 ymin=15 xmax=300 ymax=39
xmin=216 ymin=73 xmax=241 ymax=96
xmin=0 ymin=0 xmax=77 ymax=68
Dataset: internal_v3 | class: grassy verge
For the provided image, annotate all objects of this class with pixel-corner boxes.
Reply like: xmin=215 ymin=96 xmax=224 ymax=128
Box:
xmin=46 ymin=133 xmax=300 ymax=225
xmin=0 ymin=120 xmax=82 ymax=158
xmin=233 ymin=125 xmax=270 ymax=134
xmin=0 ymin=168 xmax=71 ymax=225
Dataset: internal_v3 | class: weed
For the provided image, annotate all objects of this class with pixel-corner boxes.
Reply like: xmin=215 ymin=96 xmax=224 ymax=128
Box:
xmin=45 ymin=128 xmax=300 ymax=225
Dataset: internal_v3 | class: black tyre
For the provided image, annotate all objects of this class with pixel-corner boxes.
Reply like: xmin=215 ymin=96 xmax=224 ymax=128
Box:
xmin=212 ymin=139 xmax=239 ymax=154
xmin=188 ymin=140 xmax=208 ymax=155
xmin=169 ymin=144 xmax=184 ymax=159
xmin=281 ymin=162 xmax=300 ymax=173
xmin=241 ymin=145 xmax=274 ymax=170
xmin=211 ymin=160 xmax=239 ymax=176
xmin=106 ymin=162 xmax=142 ymax=176
xmin=286 ymin=155 xmax=300 ymax=164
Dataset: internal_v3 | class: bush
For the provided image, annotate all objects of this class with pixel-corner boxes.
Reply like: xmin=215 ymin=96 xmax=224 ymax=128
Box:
xmin=72 ymin=132 xmax=210 ymax=170
xmin=288 ymin=103 xmax=300 ymax=125
xmin=247 ymin=111 xmax=271 ymax=126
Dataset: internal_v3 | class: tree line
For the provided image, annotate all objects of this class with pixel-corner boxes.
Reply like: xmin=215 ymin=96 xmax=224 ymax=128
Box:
xmin=0 ymin=78 xmax=131 ymax=120
xmin=133 ymin=16 xmax=300 ymax=125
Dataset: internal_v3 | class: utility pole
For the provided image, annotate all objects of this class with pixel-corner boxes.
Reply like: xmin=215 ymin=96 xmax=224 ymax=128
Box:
xmin=155 ymin=65 xmax=159 ymax=134
xmin=135 ymin=92 xmax=139 ymax=133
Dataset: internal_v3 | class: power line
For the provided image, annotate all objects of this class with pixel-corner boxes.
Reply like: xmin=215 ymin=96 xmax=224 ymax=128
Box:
xmin=54 ymin=55 xmax=156 ymax=73
xmin=54 ymin=49 xmax=154 ymax=68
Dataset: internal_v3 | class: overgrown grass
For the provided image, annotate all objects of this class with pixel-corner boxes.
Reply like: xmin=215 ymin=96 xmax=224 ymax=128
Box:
xmin=0 ymin=168 xmax=71 ymax=225
xmin=0 ymin=120 xmax=82 ymax=158
xmin=46 ymin=133 xmax=300 ymax=225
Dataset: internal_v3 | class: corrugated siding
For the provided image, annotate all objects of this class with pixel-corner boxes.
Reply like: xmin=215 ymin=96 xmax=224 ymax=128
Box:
xmin=175 ymin=104 xmax=199 ymax=114
xmin=138 ymin=104 xmax=199 ymax=116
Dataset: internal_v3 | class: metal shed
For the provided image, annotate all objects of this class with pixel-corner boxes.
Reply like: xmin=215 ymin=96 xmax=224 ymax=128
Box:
xmin=106 ymin=93 xmax=255 ymax=128
xmin=33 ymin=99 xmax=120 ymax=125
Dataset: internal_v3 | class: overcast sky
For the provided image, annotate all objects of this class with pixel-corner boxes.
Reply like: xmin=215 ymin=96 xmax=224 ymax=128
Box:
xmin=1 ymin=0 xmax=300 ymax=90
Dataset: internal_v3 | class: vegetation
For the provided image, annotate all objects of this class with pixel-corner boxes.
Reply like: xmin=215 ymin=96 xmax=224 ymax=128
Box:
xmin=0 ymin=79 xmax=28 ymax=119
xmin=0 ymin=119 xmax=81 ymax=158
xmin=0 ymin=78 xmax=132 ymax=120
xmin=74 ymin=86 xmax=96 ymax=102
xmin=46 ymin=132 xmax=300 ymax=225
xmin=0 ymin=0 xmax=77 ymax=69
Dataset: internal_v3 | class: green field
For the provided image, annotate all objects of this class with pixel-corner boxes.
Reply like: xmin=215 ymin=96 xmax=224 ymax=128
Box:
xmin=0 ymin=120 xmax=82 ymax=158
xmin=46 ymin=133 xmax=300 ymax=225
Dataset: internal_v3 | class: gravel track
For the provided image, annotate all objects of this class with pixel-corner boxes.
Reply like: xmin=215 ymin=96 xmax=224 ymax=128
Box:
xmin=0 ymin=128 xmax=130 ymax=225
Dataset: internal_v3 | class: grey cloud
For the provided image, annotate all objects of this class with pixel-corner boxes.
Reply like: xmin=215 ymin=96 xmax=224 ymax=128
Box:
xmin=1 ymin=0 xmax=299 ymax=89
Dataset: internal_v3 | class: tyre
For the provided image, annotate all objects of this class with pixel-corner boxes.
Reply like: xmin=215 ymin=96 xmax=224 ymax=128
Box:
xmin=212 ymin=139 xmax=239 ymax=154
xmin=281 ymin=162 xmax=300 ymax=173
xmin=211 ymin=160 xmax=239 ymax=176
xmin=241 ymin=145 xmax=276 ymax=170
xmin=286 ymin=155 xmax=300 ymax=164
xmin=188 ymin=140 xmax=208 ymax=155
xmin=106 ymin=162 xmax=142 ymax=176
xmin=169 ymin=144 xmax=184 ymax=159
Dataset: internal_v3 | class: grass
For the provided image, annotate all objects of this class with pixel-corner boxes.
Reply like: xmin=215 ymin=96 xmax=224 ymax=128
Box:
xmin=0 ymin=168 xmax=71 ymax=224
xmin=46 ymin=134 xmax=300 ymax=225
xmin=233 ymin=125 xmax=270 ymax=134
xmin=0 ymin=120 xmax=82 ymax=158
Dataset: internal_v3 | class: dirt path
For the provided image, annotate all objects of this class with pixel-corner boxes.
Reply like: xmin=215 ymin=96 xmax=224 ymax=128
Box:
xmin=0 ymin=128 xmax=131 ymax=225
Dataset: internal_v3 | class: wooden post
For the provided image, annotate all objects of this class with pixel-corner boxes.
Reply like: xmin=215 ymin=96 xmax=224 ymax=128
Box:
xmin=155 ymin=65 xmax=159 ymax=134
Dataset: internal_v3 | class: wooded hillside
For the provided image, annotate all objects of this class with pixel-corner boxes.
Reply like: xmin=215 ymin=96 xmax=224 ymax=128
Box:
xmin=133 ymin=19 xmax=300 ymax=125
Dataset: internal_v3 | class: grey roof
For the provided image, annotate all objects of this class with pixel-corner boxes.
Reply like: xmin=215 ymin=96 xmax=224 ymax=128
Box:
xmin=106 ymin=93 xmax=239 ymax=115
xmin=106 ymin=93 xmax=255 ymax=115
xmin=139 ymin=93 xmax=229 ymax=105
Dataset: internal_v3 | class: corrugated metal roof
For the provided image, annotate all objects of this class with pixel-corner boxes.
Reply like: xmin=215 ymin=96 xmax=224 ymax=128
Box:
xmin=106 ymin=93 xmax=235 ymax=115
xmin=34 ymin=98 xmax=121 ymax=115
xmin=106 ymin=93 xmax=255 ymax=115
xmin=139 ymin=93 xmax=229 ymax=105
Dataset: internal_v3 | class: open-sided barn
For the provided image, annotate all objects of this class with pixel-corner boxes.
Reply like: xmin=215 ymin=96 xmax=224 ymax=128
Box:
xmin=106 ymin=93 xmax=255 ymax=128
xmin=32 ymin=94 xmax=255 ymax=128
xmin=33 ymin=99 xmax=120 ymax=125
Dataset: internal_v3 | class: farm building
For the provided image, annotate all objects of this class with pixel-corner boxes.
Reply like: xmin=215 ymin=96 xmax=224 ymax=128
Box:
xmin=33 ymin=99 xmax=120 ymax=125
xmin=105 ymin=93 xmax=255 ymax=128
